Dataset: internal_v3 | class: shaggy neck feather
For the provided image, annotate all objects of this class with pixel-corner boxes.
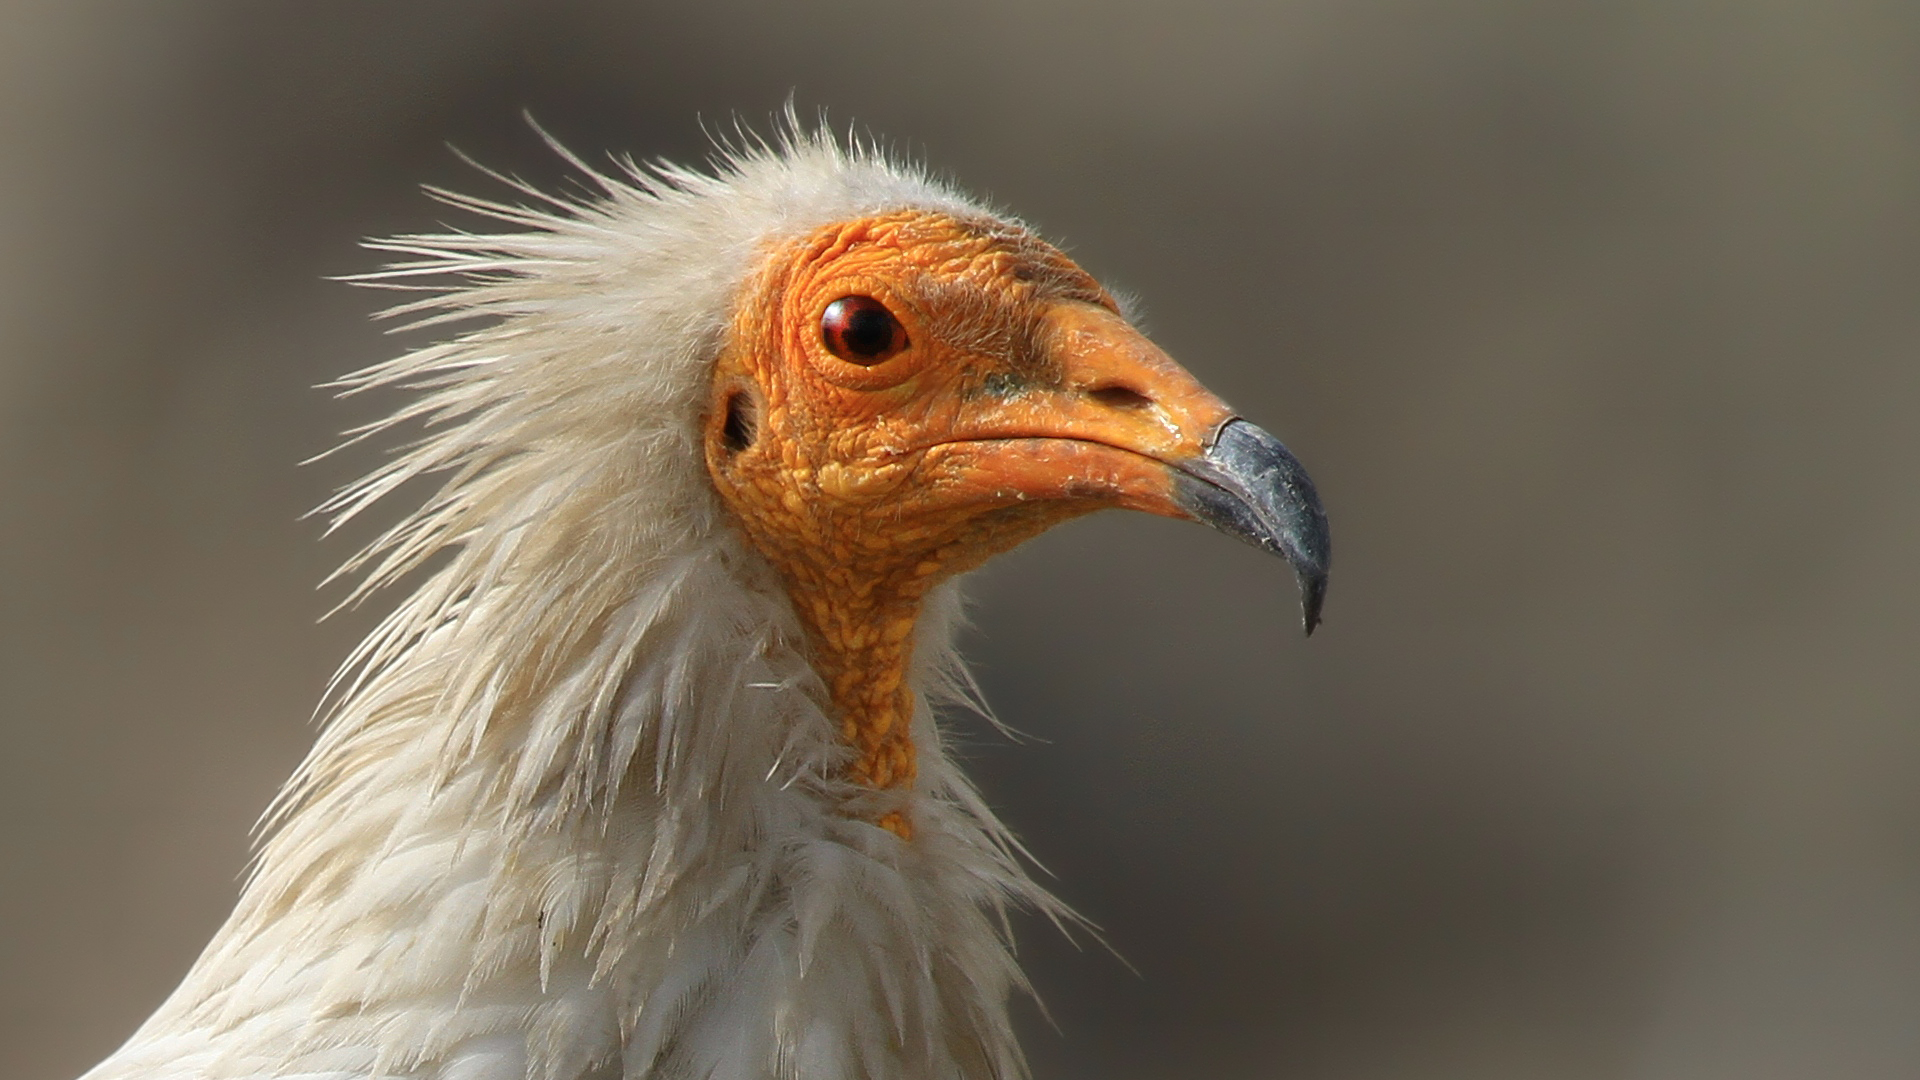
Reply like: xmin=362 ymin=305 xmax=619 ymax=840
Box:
xmin=78 ymin=128 xmax=1068 ymax=1080
xmin=90 ymin=520 xmax=1056 ymax=1080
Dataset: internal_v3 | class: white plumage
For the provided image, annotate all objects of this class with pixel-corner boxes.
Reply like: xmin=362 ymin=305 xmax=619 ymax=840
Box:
xmin=82 ymin=131 xmax=1057 ymax=1080
xmin=78 ymin=124 xmax=1328 ymax=1080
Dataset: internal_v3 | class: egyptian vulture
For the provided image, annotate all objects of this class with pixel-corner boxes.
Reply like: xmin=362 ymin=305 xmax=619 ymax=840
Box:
xmin=77 ymin=128 xmax=1328 ymax=1080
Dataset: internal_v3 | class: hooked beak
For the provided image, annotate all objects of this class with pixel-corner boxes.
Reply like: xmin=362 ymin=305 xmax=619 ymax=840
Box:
xmin=934 ymin=302 xmax=1331 ymax=634
xmin=1172 ymin=419 xmax=1330 ymax=634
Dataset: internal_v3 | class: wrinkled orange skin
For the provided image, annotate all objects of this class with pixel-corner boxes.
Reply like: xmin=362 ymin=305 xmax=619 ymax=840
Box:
xmin=705 ymin=211 xmax=1233 ymax=837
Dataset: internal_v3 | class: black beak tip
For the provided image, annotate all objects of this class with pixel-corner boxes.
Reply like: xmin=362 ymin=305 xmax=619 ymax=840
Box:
xmin=1176 ymin=418 xmax=1331 ymax=638
xmin=1301 ymin=572 xmax=1326 ymax=636
xmin=1289 ymin=512 xmax=1330 ymax=636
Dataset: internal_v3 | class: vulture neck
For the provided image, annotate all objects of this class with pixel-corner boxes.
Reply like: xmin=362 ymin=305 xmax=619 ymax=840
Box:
xmin=90 ymin=524 xmax=1060 ymax=1080
xmin=746 ymin=496 xmax=1072 ymax=840
xmin=788 ymin=572 xmax=928 ymax=834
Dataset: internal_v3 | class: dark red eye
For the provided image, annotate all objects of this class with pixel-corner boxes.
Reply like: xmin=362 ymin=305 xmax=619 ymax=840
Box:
xmin=821 ymin=296 xmax=908 ymax=365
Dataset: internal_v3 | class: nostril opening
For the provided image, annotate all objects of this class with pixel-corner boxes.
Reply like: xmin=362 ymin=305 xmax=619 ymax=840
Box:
xmin=1088 ymin=384 xmax=1153 ymax=410
xmin=720 ymin=390 xmax=758 ymax=453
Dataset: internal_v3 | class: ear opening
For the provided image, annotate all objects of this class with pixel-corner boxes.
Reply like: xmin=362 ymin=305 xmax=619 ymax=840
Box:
xmin=720 ymin=389 xmax=759 ymax=453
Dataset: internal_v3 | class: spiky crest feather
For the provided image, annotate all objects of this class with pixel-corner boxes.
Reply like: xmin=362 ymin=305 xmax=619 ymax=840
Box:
xmin=81 ymin=124 xmax=1075 ymax=1080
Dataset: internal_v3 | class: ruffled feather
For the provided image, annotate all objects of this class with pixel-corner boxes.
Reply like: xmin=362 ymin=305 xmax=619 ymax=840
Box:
xmin=81 ymin=121 xmax=1072 ymax=1080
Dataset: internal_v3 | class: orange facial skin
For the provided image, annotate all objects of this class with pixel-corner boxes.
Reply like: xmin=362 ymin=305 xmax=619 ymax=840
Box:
xmin=705 ymin=211 xmax=1235 ymax=837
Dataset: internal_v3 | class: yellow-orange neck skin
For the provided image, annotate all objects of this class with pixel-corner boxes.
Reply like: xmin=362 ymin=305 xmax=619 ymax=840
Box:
xmin=764 ymin=500 xmax=1083 ymax=838
xmin=787 ymin=565 xmax=924 ymax=837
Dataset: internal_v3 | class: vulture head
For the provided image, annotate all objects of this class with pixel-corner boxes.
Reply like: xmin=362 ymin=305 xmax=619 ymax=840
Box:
xmin=81 ymin=128 xmax=1327 ymax=1080
xmin=706 ymin=207 xmax=1326 ymax=832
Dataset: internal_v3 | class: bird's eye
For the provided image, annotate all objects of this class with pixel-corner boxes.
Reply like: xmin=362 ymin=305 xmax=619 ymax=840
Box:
xmin=821 ymin=296 xmax=908 ymax=365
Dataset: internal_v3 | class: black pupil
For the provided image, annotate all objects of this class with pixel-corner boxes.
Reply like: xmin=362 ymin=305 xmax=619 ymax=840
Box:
xmin=841 ymin=307 xmax=891 ymax=355
xmin=824 ymin=297 xmax=900 ymax=362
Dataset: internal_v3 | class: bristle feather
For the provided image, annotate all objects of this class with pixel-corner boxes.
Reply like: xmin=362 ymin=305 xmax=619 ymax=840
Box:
xmin=82 ymin=123 xmax=1066 ymax=1080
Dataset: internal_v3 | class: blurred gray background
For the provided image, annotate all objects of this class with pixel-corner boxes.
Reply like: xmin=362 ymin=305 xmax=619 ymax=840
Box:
xmin=3 ymin=2 xmax=1917 ymax=1078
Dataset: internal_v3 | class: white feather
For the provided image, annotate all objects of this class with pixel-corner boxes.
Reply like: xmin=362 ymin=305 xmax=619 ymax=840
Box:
xmin=80 ymin=126 xmax=1073 ymax=1080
